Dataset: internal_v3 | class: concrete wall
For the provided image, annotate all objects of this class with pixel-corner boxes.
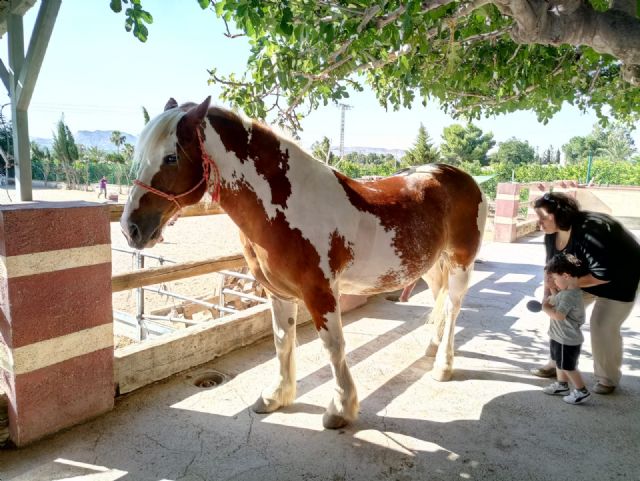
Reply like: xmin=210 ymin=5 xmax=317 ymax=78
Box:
xmin=576 ymin=186 xmax=640 ymax=217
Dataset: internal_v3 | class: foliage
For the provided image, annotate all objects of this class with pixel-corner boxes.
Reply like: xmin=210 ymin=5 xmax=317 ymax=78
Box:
xmin=402 ymin=124 xmax=440 ymax=165
xmin=490 ymin=138 xmax=535 ymax=165
xmin=109 ymin=0 xmax=153 ymax=42
xmin=440 ymin=123 xmax=495 ymax=166
xmin=0 ymin=111 xmax=13 ymax=176
xmin=562 ymin=122 xmax=637 ymax=163
xmin=52 ymin=117 xmax=81 ymax=189
xmin=112 ymin=1 xmax=640 ymax=134
xmin=311 ymin=136 xmax=336 ymax=164
xmin=478 ymin=158 xmax=640 ymax=199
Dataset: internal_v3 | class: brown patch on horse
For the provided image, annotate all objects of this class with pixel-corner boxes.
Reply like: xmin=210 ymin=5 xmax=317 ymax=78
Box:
xmin=222 ymin=178 xmax=335 ymax=331
xmin=207 ymin=108 xmax=292 ymax=209
xmin=328 ymin=230 xmax=354 ymax=276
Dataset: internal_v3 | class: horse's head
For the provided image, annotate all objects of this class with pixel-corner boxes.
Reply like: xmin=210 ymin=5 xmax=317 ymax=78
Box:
xmin=121 ymin=97 xmax=211 ymax=249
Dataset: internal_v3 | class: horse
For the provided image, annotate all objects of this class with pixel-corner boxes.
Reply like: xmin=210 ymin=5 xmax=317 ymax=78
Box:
xmin=121 ymin=97 xmax=488 ymax=429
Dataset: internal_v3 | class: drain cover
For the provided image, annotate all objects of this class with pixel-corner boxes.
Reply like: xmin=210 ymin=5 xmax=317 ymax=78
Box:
xmin=193 ymin=371 xmax=226 ymax=388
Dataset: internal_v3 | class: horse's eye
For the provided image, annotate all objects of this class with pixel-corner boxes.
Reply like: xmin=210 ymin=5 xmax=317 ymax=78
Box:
xmin=163 ymin=154 xmax=178 ymax=165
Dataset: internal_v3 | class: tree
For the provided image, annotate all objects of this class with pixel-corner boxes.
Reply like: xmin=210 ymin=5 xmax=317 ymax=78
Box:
xmin=52 ymin=116 xmax=80 ymax=189
xmin=0 ymin=106 xmax=13 ymax=182
xmin=311 ymin=136 xmax=335 ymax=165
xmin=113 ymin=1 xmax=640 ymax=133
xmin=490 ymin=137 xmax=535 ymax=165
xmin=600 ymin=123 xmax=637 ymax=161
xmin=110 ymin=130 xmax=127 ymax=155
xmin=562 ymin=122 xmax=636 ymax=163
xmin=440 ymin=123 xmax=495 ymax=166
xmin=402 ymin=124 xmax=440 ymax=166
xmin=562 ymin=134 xmax=602 ymax=164
xmin=30 ymin=142 xmax=53 ymax=186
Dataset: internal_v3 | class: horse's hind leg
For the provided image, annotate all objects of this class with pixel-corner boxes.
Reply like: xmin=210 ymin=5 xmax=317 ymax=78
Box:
xmin=424 ymin=259 xmax=445 ymax=356
xmin=253 ymin=296 xmax=298 ymax=413
xmin=430 ymin=264 xmax=473 ymax=382
xmin=316 ymin=307 xmax=359 ymax=429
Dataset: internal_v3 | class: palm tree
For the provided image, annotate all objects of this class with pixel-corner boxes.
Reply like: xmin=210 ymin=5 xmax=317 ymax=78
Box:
xmin=110 ymin=130 xmax=126 ymax=155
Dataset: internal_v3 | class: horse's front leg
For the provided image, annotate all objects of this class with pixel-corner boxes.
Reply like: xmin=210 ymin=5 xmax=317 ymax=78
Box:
xmin=253 ymin=295 xmax=298 ymax=413
xmin=313 ymin=300 xmax=359 ymax=429
xmin=431 ymin=265 xmax=472 ymax=382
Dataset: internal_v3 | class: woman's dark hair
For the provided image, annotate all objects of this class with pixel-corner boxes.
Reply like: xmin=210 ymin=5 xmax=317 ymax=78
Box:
xmin=533 ymin=192 xmax=581 ymax=230
xmin=546 ymin=253 xmax=582 ymax=277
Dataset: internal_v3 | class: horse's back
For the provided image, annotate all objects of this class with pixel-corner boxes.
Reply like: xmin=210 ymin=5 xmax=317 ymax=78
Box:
xmin=336 ymin=164 xmax=486 ymax=293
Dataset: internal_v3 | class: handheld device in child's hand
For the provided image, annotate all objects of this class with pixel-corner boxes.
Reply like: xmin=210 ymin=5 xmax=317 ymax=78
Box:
xmin=526 ymin=300 xmax=542 ymax=312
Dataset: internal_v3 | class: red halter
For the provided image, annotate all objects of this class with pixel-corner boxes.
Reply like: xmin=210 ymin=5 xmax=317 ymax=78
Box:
xmin=133 ymin=127 xmax=221 ymax=210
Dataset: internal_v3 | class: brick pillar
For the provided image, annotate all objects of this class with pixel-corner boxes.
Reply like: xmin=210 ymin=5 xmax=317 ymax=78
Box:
xmin=0 ymin=202 xmax=114 ymax=446
xmin=493 ymin=183 xmax=520 ymax=242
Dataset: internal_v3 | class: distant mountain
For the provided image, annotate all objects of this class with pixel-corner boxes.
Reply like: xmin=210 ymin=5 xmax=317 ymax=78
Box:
xmin=331 ymin=146 xmax=406 ymax=159
xmin=32 ymin=130 xmax=138 ymax=153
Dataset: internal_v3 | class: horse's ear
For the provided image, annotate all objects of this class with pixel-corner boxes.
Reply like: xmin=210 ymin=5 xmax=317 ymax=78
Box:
xmin=185 ymin=96 xmax=211 ymax=124
xmin=164 ymin=98 xmax=178 ymax=111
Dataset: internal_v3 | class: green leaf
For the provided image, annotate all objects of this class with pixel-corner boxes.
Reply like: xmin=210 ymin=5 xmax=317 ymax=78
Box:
xmin=110 ymin=0 xmax=122 ymax=13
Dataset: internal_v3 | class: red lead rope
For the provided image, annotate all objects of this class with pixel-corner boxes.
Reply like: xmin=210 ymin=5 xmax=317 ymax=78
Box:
xmin=133 ymin=126 xmax=221 ymax=209
xmin=197 ymin=127 xmax=221 ymax=203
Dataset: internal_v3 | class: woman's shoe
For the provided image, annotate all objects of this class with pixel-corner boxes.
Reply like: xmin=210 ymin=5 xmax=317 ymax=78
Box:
xmin=592 ymin=382 xmax=615 ymax=394
xmin=530 ymin=366 xmax=556 ymax=378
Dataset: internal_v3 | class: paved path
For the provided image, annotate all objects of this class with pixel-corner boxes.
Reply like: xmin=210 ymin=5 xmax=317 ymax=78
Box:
xmin=1 ymin=234 xmax=639 ymax=481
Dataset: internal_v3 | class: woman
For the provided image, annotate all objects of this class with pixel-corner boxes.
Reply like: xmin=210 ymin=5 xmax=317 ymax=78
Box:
xmin=532 ymin=192 xmax=640 ymax=394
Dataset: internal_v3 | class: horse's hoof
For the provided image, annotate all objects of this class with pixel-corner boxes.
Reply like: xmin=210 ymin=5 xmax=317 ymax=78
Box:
xmin=322 ymin=412 xmax=348 ymax=430
xmin=252 ymin=397 xmax=282 ymax=414
xmin=431 ymin=367 xmax=452 ymax=382
xmin=425 ymin=342 xmax=438 ymax=357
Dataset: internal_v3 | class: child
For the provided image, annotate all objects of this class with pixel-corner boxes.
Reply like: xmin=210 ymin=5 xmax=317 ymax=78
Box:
xmin=541 ymin=253 xmax=590 ymax=405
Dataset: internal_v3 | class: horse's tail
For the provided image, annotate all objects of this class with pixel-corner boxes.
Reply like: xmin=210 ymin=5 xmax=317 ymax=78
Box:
xmin=427 ymin=256 xmax=450 ymax=326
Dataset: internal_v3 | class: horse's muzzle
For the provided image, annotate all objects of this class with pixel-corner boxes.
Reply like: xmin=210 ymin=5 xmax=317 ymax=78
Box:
xmin=121 ymin=213 xmax=162 ymax=250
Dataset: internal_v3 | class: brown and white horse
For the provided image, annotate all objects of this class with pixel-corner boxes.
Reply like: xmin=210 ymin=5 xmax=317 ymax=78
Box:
xmin=121 ymin=97 xmax=487 ymax=429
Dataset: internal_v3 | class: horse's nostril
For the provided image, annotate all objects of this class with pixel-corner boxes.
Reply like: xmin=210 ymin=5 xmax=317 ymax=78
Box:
xmin=128 ymin=222 xmax=141 ymax=243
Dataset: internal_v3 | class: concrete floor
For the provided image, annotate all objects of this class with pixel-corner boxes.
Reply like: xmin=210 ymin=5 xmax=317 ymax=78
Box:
xmin=1 ymin=233 xmax=639 ymax=481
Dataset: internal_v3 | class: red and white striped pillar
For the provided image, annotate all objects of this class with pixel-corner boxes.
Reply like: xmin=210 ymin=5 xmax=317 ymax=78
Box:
xmin=0 ymin=202 xmax=114 ymax=446
xmin=493 ymin=183 xmax=520 ymax=243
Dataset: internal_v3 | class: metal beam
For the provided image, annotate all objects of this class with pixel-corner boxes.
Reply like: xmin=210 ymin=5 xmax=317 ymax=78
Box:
xmin=16 ymin=0 xmax=61 ymax=111
xmin=0 ymin=60 xmax=9 ymax=92
xmin=7 ymin=12 xmax=31 ymax=201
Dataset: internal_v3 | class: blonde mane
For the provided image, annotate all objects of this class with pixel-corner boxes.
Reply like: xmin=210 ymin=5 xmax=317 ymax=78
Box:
xmin=131 ymin=108 xmax=186 ymax=177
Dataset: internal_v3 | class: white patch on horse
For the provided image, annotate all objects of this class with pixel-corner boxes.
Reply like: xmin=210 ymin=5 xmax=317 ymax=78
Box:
xmin=476 ymin=191 xmax=488 ymax=235
xmin=201 ymin=121 xmax=404 ymax=288
xmin=276 ymin=137 xmax=404 ymax=289
xmin=122 ymin=109 xmax=184 ymax=226
xmin=202 ymin=123 xmax=281 ymax=221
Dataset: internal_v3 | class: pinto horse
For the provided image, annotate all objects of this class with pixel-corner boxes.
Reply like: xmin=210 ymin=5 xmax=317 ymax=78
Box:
xmin=121 ymin=97 xmax=488 ymax=429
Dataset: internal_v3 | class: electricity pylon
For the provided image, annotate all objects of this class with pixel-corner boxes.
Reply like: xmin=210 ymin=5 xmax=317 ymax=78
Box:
xmin=338 ymin=103 xmax=353 ymax=158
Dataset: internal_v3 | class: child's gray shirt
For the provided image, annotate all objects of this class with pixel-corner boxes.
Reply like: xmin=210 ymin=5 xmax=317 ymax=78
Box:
xmin=548 ymin=288 xmax=585 ymax=346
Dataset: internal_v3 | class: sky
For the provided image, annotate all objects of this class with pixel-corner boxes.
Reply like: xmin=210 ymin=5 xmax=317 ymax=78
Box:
xmin=1 ymin=0 xmax=639 ymax=154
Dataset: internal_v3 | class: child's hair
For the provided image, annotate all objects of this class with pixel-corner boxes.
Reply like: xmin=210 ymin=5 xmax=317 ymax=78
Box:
xmin=545 ymin=253 xmax=582 ymax=277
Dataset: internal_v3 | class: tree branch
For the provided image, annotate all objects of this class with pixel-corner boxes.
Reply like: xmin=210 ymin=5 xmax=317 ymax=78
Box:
xmin=490 ymin=0 xmax=640 ymax=84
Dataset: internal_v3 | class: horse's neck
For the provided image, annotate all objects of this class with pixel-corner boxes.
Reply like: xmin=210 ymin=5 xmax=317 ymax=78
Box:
xmin=208 ymin=131 xmax=335 ymax=234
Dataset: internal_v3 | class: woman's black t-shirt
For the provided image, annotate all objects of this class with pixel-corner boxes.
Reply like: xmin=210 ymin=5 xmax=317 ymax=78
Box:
xmin=544 ymin=211 xmax=640 ymax=302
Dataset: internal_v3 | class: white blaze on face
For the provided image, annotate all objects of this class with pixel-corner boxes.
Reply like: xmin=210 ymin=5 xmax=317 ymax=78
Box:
xmin=121 ymin=109 xmax=185 ymax=231
xmin=201 ymin=120 xmax=405 ymax=286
